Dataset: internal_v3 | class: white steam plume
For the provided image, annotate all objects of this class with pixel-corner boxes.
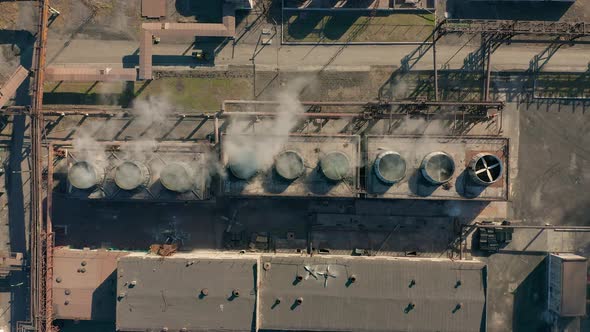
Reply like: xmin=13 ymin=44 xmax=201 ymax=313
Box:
xmin=223 ymin=77 xmax=313 ymax=175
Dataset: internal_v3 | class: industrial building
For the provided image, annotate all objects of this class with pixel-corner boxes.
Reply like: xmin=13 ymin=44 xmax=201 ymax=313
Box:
xmin=1 ymin=0 xmax=589 ymax=331
xmin=48 ymin=250 xmax=489 ymax=332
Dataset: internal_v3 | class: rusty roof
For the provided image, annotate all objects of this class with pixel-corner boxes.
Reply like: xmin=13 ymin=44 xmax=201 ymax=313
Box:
xmin=0 ymin=65 xmax=28 ymax=109
xmin=141 ymin=0 xmax=166 ymax=18
xmin=53 ymin=247 xmax=129 ymax=321
xmin=45 ymin=67 xmax=137 ymax=82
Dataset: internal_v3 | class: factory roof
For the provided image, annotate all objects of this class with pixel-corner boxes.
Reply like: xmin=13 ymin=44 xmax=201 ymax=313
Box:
xmin=53 ymin=247 xmax=129 ymax=321
xmin=116 ymin=253 xmax=257 ymax=332
xmin=141 ymin=0 xmax=166 ymax=18
xmin=258 ymin=255 xmax=487 ymax=332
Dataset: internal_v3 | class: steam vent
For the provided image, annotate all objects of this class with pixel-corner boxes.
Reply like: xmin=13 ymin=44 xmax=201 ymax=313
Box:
xmin=275 ymin=150 xmax=305 ymax=181
xmin=229 ymin=153 xmax=258 ymax=180
xmin=420 ymin=152 xmax=455 ymax=185
xmin=68 ymin=161 xmax=101 ymax=190
xmin=114 ymin=161 xmax=150 ymax=191
xmin=374 ymin=151 xmax=406 ymax=184
xmin=320 ymin=151 xmax=351 ymax=181
xmin=160 ymin=162 xmax=194 ymax=193
xmin=468 ymin=153 xmax=503 ymax=185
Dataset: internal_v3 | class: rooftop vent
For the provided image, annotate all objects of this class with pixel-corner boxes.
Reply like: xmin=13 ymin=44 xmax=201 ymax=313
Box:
xmin=275 ymin=150 xmax=305 ymax=181
xmin=114 ymin=161 xmax=150 ymax=190
xmin=320 ymin=151 xmax=351 ymax=182
xmin=420 ymin=152 xmax=455 ymax=185
xmin=374 ymin=151 xmax=406 ymax=184
xmin=68 ymin=161 xmax=102 ymax=190
xmin=160 ymin=162 xmax=194 ymax=193
xmin=468 ymin=153 xmax=503 ymax=185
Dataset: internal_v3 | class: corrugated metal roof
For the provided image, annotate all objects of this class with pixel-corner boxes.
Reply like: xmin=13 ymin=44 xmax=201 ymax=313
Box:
xmin=141 ymin=0 xmax=166 ymax=18
xmin=116 ymin=253 xmax=258 ymax=332
xmin=53 ymin=247 xmax=129 ymax=321
xmin=45 ymin=67 xmax=137 ymax=82
xmin=139 ymin=30 xmax=153 ymax=80
xmin=0 ymin=65 xmax=28 ymax=109
xmin=259 ymin=255 xmax=486 ymax=332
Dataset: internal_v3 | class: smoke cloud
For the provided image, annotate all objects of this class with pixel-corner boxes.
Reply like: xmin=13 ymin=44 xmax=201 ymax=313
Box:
xmin=222 ymin=77 xmax=313 ymax=175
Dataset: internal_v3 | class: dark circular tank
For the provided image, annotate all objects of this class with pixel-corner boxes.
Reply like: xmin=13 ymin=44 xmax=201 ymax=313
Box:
xmin=374 ymin=151 xmax=406 ymax=184
xmin=320 ymin=151 xmax=351 ymax=182
xmin=420 ymin=152 xmax=455 ymax=185
xmin=468 ymin=153 xmax=503 ymax=185
xmin=228 ymin=153 xmax=258 ymax=180
xmin=68 ymin=161 xmax=101 ymax=190
xmin=114 ymin=161 xmax=150 ymax=191
xmin=160 ymin=162 xmax=194 ymax=193
xmin=275 ymin=150 xmax=305 ymax=181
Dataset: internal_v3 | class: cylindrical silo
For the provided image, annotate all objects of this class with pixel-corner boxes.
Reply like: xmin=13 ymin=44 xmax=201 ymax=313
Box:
xmin=160 ymin=162 xmax=195 ymax=193
xmin=68 ymin=160 xmax=102 ymax=190
xmin=275 ymin=150 xmax=305 ymax=181
xmin=114 ymin=161 xmax=150 ymax=191
xmin=468 ymin=153 xmax=503 ymax=185
xmin=374 ymin=151 xmax=406 ymax=184
xmin=320 ymin=151 xmax=351 ymax=182
xmin=420 ymin=152 xmax=455 ymax=185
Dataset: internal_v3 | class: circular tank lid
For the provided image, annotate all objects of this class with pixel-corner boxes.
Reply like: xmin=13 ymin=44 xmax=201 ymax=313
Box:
xmin=320 ymin=151 xmax=351 ymax=182
xmin=160 ymin=162 xmax=194 ymax=193
xmin=115 ymin=161 xmax=147 ymax=191
xmin=228 ymin=153 xmax=258 ymax=180
xmin=374 ymin=151 xmax=406 ymax=184
xmin=421 ymin=152 xmax=455 ymax=185
xmin=68 ymin=161 xmax=99 ymax=190
xmin=275 ymin=150 xmax=305 ymax=181
xmin=470 ymin=154 xmax=503 ymax=185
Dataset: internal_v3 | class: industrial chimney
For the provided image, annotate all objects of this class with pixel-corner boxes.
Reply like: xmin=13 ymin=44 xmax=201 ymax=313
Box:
xmin=468 ymin=153 xmax=503 ymax=185
xmin=320 ymin=151 xmax=351 ymax=182
xmin=374 ymin=151 xmax=406 ymax=184
xmin=420 ymin=152 xmax=455 ymax=185
xmin=68 ymin=160 xmax=103 ymax=190
xmin=160 ymin=162 xmax=195 ymax=193
xmin=274 ymin=150 xmax=305 ymax=181
xmin=114 ymin=161 xmax=150 ymax=191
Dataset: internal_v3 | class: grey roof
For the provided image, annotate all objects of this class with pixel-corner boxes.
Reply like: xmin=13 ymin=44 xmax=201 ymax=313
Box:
xmin=258 ymin=255 xmax=486 ymax=332
xmin=116 ymin=254 xmax=257 ymax=332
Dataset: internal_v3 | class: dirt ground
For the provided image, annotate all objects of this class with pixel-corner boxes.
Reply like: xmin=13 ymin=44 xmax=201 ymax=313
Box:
xmin=0 ymin=3 xmax=17 ymax=30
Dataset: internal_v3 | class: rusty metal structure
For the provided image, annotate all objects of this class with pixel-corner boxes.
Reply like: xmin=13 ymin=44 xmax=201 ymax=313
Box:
xmin=440 ymin=19 xmax=590 ymax=37
xmin=14 ymin=1 xmax=53 ymax=331
xmin=0 ymin=65 xmax=29 ymax=109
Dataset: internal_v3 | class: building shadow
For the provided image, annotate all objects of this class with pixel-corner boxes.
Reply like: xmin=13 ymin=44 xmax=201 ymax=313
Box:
xmin=175 ymin=0 xmax=223 ymax=22
xmin=90 ymin=270 xmax=118 ymax=321
xmin=512 ymin=257 xmax=550 ymax=331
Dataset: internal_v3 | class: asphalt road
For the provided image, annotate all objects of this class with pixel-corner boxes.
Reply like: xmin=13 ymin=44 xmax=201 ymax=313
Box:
xmin=45 ymin=38 xmax=590 ymax=73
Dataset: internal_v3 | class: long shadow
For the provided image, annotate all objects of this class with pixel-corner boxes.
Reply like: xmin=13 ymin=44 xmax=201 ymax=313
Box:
xmin=512 ymin=257 xmax=550 ymax=331
xmin=1 ymin=27 xmax=35 ymax=331
xmin=446 ymin=1 xmax=572 ymax=21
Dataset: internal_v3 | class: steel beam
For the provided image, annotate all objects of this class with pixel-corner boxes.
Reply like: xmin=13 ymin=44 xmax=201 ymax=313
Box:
xmin=441 ymin=19 xmax=590 ymax=37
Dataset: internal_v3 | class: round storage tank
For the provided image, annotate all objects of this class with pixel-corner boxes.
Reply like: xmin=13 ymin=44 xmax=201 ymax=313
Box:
xmin=114 ymin=161 xmax=150 ymax=191
xmin=228 ymin=153 xmax=258 ymax=180
xmin=275 ymin=150 xmax=305 ymax=181
xmin=320 ymin=151 xmax=351 ymax=182
xmin=160 ymin=162 xmax=195 ymax=193
xmin=68 ymin=161 xmax=102 ymax=190
xmin=468 ymin=153 xmax=503 ymax=185
xmin=420 ymin=152 xmax=455 ymax=185
xmin=374 ymin=151 xmax=406 ymax=184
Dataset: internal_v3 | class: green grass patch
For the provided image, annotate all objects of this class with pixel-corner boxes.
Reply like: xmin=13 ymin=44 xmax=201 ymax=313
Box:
xmin=43 ymin=78 xmax=253 ymax=110
xmin=285 ymin=12 xmax=435 ymax=43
